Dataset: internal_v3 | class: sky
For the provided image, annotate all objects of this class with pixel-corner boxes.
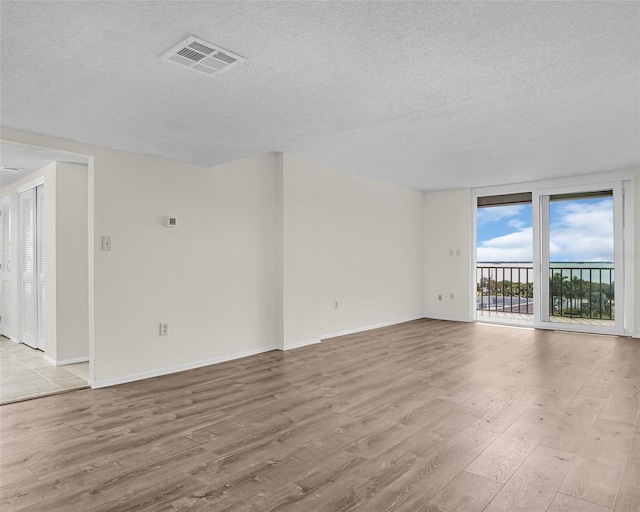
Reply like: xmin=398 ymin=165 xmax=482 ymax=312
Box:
xmin=476 ymin=198 xmax=614 ymax=262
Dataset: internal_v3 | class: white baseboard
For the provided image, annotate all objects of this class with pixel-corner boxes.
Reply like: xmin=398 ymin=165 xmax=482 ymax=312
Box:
xmin=1 ymin=335 xmax=20 ymax=343
xmin=321 ymin=315 xmax=424 ymax=340
xmin=48 ymin=356 xmax=89 ymax=367
xmin=91 ymin=345 xmax=279 ymax=389
xmin=279 ymin=338 xmax=321 ymax=351
xmin=424 ymin=315 xmax=472 ymax=323
xmin=60 ymin=356 xmax=90 ymax=366
xmin=633 ymin=332 xmax=640 ymax=339
xmin=43 ymin=354 xmax=57 ymax=366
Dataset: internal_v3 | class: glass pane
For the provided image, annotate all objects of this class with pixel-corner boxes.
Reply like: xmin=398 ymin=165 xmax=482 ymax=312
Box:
xmin=548 ymin=193 xmax=614 ymax=326
xmin=476 ymin=202 xmax=533 ymax=325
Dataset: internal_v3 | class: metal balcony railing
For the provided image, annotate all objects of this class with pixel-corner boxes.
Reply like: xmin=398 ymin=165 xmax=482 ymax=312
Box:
xmin=476 ymin=265 xmax=615 ymax=320
xmin=549 ymin=267 xmax=614 ymax=320
xmin=477 ymin=265 xmax=534 ymax=314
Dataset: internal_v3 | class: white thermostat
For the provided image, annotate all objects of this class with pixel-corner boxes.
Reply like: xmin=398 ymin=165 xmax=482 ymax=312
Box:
xmin=165 ymin=216 xmax=177 ymax=227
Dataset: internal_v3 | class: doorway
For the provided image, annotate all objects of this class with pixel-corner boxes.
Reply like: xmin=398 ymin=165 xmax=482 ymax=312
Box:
xmin=476 ymin=192 xmax=534 ymax=327
xmin=475 ymin=179 xmax=631 ymax=336
xmin=1 ymin=139 xmax=93 ymax=402
xmin=535 ymin=184 xmax=624 ymax=335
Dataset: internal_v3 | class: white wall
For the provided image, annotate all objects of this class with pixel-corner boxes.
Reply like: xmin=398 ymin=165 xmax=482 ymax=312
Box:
xmin=279 ymin=153 xmax=424 ymax=345
xmin=635 ymin=169 xmax=640 ymax=338
xmin=1 ymin=129 xmax=285 ymax=386
xmin=92 ymin=150 xmax=281 ymax=385
xmin=281 ymin=153 xmax=321 ymax=348
xmin=423 ymin=188 xmax=473 ymax=322
xmin=55 ymin=162 xmax=89 ymax=362
xmin=1 ymin=129 xmax=426 ymax=386
xmin=319 ymin=165 xmax=424 ymax=336
xmin=43 ymin=164 xmax=58 ymax=361
xmin=2 ymin=127 xmax=636 ymax=388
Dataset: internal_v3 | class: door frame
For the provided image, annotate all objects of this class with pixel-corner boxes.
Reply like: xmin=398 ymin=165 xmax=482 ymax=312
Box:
xmin=533 ymin=181 xmax=625 ymax=335
xmin=471 ymin=171 xmax=634 ymax=337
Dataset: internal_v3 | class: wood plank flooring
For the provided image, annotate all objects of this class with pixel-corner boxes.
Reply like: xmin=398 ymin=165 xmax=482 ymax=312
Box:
xmin=1 ymin=319 xmax=639 ymax=511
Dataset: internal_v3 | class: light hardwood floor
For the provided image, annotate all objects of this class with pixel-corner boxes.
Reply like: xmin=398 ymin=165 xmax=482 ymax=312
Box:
xmin=1 ymin=319 xmax=639 ymax=511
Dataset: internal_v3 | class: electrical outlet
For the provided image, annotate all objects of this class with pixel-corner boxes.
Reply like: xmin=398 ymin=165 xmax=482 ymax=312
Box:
xmin=438 ymin=294 xmax=442 ymax=301
xmin=456 ymin=249 xmax=461 ymax=256
xmin=448 ymin=249 xmax=454 ymax=256
xmin=159 ymin=322 xmax=169 ymax=336
xmin=334 ymin=300 xmax=339 ymax=310
xmin=450 ymin=292 xmax=454 ymax=300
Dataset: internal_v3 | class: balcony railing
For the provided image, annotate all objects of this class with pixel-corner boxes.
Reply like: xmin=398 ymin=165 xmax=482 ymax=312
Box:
xmin=549 ymin=266 xmax=614 ymax=320
xmin=476 ymin=264 xmax=615 ymax=320
xmin=477 ymin=265 xmax=534 ymax=314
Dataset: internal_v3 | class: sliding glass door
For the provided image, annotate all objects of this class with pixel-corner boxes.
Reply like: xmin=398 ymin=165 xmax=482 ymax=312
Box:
xmin=475 ymin=193 xmax=534 ymax=327
xmin=534 ymin=183 xmax=625 ymax=334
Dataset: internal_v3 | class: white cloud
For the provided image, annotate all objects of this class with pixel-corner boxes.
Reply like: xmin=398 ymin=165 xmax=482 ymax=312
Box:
xmin=477 ymin=205 xmax=525 ymax=226
xmin=549 ymin=199 xmax=613 ymax=261
xmin=477 ymin=199 xmax=614 ymax=263
xmin=477 ymin=227 xmax=533 ymax=262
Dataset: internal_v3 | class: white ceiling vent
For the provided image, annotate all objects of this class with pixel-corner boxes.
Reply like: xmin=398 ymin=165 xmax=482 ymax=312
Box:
xmin=162 ymin=35 xmax=245 ymax=77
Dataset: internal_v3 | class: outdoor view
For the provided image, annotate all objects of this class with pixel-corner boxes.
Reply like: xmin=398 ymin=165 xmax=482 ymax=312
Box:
xmin=476 ymin=193 xmax=615 ymax=324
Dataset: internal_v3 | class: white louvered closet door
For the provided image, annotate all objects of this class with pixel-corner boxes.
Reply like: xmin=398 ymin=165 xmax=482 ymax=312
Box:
xmin=20 ymin=188 xmax=37 ymax=349
xmin=36 ymin=185 xmax=45 ymax=349
xmin=1 ymin=196 xmax=11 ymax=337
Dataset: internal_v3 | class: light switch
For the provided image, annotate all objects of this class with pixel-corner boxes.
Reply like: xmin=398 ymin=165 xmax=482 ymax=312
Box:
xmin=101 ymin=236 xmax=112 ymax=251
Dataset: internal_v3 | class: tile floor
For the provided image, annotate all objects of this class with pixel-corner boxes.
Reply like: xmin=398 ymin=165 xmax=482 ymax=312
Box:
xmin=0 ymin=336 xmax=89 ymax=405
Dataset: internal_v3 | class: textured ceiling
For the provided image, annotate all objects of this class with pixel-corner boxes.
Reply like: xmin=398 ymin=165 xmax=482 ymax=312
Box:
xmin=1 ymin=1 xmax=638 ymax=191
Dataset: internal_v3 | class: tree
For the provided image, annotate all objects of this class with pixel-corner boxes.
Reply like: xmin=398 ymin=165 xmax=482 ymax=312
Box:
xmin=550 ymin=272 xmax=569 ymax=313
xmin=585 ymin=291 xmax=611 ymax=318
